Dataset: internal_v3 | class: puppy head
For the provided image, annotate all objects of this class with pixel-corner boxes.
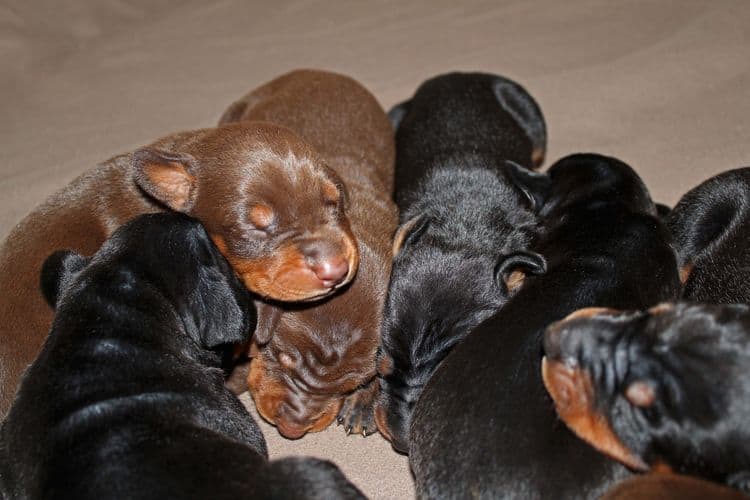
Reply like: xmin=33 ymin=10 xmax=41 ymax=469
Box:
xmin=542 ymin=153 xmax=656 ymax=217
xmin=248 ymin=301 xmax=378 ymax=439
xmin=45 ymin=213 xmax=256 ymax=351
xmin=389 ymin=72 xmax=547 ymax=170
xmin=542 ymin=303 xmax=750 ymax=490
xmin=132 ymin=123 xmax=359 ymax=305
xmin=375 ymin=210 xmax=546 ymax=451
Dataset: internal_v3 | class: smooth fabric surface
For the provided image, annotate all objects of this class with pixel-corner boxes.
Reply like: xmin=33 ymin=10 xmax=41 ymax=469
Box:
xmin=1 ymin=1 xmax=749 ymax=498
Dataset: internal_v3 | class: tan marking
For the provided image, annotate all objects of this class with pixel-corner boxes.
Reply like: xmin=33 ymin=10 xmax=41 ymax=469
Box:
xmin=374 ymin=404 xmax=394 ymax=442
xmin=532 ymin=147 xmax=545 ymax=169
xmin=542 ymin=357 xmax=649 ymax=471
xmin=648 ymin=303 xmax=675 ymax=316
xmin=679 ymin=263 xmax=694 ymax=285
xmin=392 ymin=215 xmax=423 ymax=256
xmin=143 ymin=160 xmax=195 ymax=211
xmin=625 ymin=381 xmax=656 ymax=408
xmin=505 ymin=269 xmax=526 ymax=294
xmin=248 ymin=204 xmax=274 ymax=230
xmin=322 ymin=179 xmax=341 ymax=205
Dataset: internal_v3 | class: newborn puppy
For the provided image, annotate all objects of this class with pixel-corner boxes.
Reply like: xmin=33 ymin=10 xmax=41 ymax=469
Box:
xmin=409 ymin=154 xmax=681 ymax=498
xmin=667 ymin=167 xmax=750 ymax=303
xmin=220 ymin=70 xmax=398 ymax=438
xmin=0 ymin=122 xmax=358 ymax=417
xmin=543 ymin=302 xmax=750 ymax=494
xmin=375 ymin=72 xmax=548 ymax=452
xmin=0 ymin=213 xmax=363 ymax=500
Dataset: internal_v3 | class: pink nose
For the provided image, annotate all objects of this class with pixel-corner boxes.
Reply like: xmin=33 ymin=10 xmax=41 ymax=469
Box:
xmin=311 ymin=257 xmax=349 ymax=287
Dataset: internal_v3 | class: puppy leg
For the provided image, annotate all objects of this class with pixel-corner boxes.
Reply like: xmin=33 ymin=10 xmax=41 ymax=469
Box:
xmin=337 ymin=378 xmax=379 ymax=436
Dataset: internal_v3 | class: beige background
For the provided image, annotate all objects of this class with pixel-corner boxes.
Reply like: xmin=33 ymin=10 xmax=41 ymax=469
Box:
xmin=1 ymin=1 xmax=749 ymax=498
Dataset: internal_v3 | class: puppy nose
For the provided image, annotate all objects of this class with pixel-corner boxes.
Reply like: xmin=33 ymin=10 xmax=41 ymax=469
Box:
xmin=310 ymin=256 xmax=349 ymax=286
xmin=300 ymin=240 xmax=349 ymax=287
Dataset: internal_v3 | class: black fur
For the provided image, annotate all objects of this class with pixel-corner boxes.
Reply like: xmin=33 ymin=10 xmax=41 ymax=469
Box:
xmin=0 ymin=213 xmax=363 ymax=500
xmin=409 ymin=154 xmax=681 ymax=498
xmin=376 ymin=72 xmax=548 ymax=452
xmin=543 ymin=302 xmax=750 ymax=493
xmin=667 ymin=167 xmax=750 ymax=303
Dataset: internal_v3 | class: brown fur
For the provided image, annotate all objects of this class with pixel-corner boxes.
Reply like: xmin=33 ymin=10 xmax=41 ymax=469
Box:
xmin=220 ymin=69 xmax=397 ymax=438
xmin=0 ymin=122 xmax=359 ymax=416
xmin=602 ymin=474 xmax=746 ymax=500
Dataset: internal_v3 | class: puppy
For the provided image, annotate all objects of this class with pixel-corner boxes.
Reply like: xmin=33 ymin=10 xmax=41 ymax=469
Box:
xmin=219 ymin=70 xmax=398 ymax=438
xmin=374 ymin=72 xmax=549 ymax=452
xmin=0 ymin=122 xmax=359 ymax=417
xmin=543 ymin=302 xmax=750 ymax=494
xmin=602 ymin=474 xmax=746 ymax=500
xmin=667 ymin=167 xmax=750 ymax=303
xmin=0 ymin=213 xmax=363 ymax=500
xmin=409 ymin=154 xmax=681 ymax=498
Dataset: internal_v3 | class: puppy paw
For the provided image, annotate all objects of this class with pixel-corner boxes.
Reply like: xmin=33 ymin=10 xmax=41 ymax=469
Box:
xmin=336 ymin=379 xmax=379 ymax=437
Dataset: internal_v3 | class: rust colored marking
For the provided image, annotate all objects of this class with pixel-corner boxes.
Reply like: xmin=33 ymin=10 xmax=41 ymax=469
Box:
xmin=144 ymin=160 xmax=195 ymax=211
xmin=374 ymin=404 xmax=394 ymax=442
xmin=542 ymin=357 xmax=649 ymax=472
xmin=248 ymin=204 xmax=275 ymax=230
xmin=531 ymin=147 xmax=545 ymax=169
xmin=505 ymin=269 xmax=526 ymax=294
xmin=679 ymin=263 xmax=694 ymax=285
xmin=377 ymin=353 xmax=394 ymax=377
xmin=559 ymin=307 xmax=621 ymax=322
xmin=392 ymin=215 xmax=423 ymax=256
xmin=648 ymin=303 xmax=675 ymax=316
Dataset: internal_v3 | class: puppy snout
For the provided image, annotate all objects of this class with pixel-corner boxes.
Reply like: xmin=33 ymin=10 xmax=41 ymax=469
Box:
xmin=301 ymin=241 xmax=350 ymax=286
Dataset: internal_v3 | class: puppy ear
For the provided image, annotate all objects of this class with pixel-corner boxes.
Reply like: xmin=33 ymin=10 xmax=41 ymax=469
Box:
xmin=504 ymin=160 xmax=551 ymax=211
xmin=132 ymin=148 xmax=199 ymax=212
xmin=625 ymin=380 xmax=657 ymax=408
xmin=40 ymin=250 xmax=90 ymax=309
xmin=392 ymin=214 xmax=430 ymax=256
xmin=492 ymin=78 xmax=547 ymax=167
xmin=495 ymin=251 xmax=547 ymax=296
xmin=217 ymin=99 xmax=249 ymax=125
xmin=253 ymin=301 xmax=283 ymax=345
xmin=388 ymin=100 xmax=411 ymax=131
xmin=195 ymin=266 xmax=256 ymax=350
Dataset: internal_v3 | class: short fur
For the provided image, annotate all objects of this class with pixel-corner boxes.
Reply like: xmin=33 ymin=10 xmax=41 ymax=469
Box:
xmin=667 ymin=167 xmax=750 ymax=303
xmin=409 ymin=154 xmax=681 ymax=499
xmin=374 ymin=72 xmax=549 ymax=452
xmin=0 ymin=121 xmax=359 ymax=417
xmin=0 ymin=213 xmax=363 ymax=500
xmin=543 ymin=302 xmax=750 ymax=493
xmin=602 ymin=474 xmax=746 ymax=500
xmin=220 ymin=70 xmax=398 ymax=438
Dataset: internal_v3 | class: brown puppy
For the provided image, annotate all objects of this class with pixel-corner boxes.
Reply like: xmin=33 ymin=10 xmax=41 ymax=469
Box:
xmin=220 ymin=70 xmax=397 ymax=438
xmin=0 ymin=122 xmax=358 ymax=416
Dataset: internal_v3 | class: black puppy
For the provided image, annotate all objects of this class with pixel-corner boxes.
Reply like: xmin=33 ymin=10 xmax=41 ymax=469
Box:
xmin=667 ymin=167 xmax=750 ymax=303
xmin=0 ymin=213 xmax=363 ymax=500
xmin=543 ymin=302 xmax=750 ymax=494
xmin=409 ymin=154 xmax=681 ymax=498
xmin=375 ymin=72 xmax=549 ymax=452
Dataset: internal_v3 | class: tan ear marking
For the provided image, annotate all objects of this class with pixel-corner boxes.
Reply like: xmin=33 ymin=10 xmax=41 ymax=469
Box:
xmin=679 ymin=263 xmax=694 ymax=285
xmin=392 ymin=215 xmax=424 ymax=256
xmin=625 ymin=381 xmax=656 ymax=408
xmin=504 ymin=269 xmax=526 ymax=294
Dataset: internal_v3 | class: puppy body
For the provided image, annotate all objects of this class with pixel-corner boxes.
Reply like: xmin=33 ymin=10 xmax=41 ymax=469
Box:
xmin=0 ymin=213 xmax=363 ymax=500
xmin=0 ymin=122 xmax=359 ymax=417
xmin=667 ymin=167 xmax=750 ymax=303
xmin=374 ymin=72 xmax=548 ymax=451
xmin=409 ymin=154 xmax=680 ymax=499
xmin=543 ymin=302 xmax=750 ymax=494
xmin=220 ymin=70 xmax=398 ymax=437
xmin=602 ymin=474 xmax=746 ymax=500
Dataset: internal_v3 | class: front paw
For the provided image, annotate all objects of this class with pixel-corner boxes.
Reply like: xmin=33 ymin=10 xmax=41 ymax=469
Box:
xmin=337 ymin=378 xmax=379 ymax=437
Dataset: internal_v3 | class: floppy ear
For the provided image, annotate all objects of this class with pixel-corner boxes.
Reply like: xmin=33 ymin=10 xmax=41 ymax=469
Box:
xmin=253 ymin=301 xmax=284 ymax=345
xmin=194 ymin=267 xmax=257 ymax=350
xmin=40 ymin=250 xmax=90 ymax=309
xmin=504 ymin=160 xmax=551 ymax=211
xmin=392 ymin=214 xmax=430 ymax=256
xmin=388 ymin=99 xmax=411 ymax=131
xmin=492 ymin=78 xmax=547 ymax=167
xmin=132 ymin=148 xmax=199 ymax=212
xmin=217 ymin=99 xmax=249 ymax=125
xmin=494 ymin=251 xmax=547 ymax=296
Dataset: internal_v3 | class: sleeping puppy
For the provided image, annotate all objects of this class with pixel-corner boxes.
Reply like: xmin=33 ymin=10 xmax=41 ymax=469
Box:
xmin=0 ymin=213 xmax=363 ymax=500
xmin=543 ymin=302 xmax=750 ymax=494
xmin=374 ymin=72 xmax=548 ymax=452
xmin=220 ymin=70 xmax=398 ymax=438
xmin=409 ymin=154 xmax=681 ymax=498
xmin=667 ymin=167 xmax=750 ymax=303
